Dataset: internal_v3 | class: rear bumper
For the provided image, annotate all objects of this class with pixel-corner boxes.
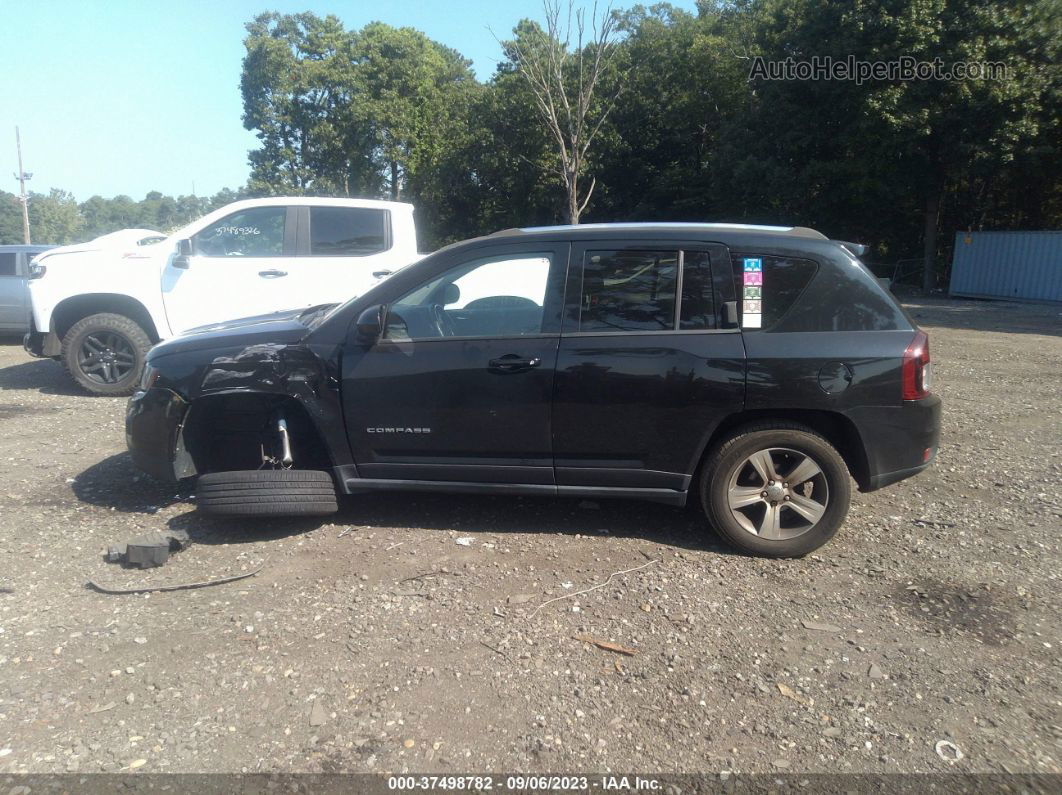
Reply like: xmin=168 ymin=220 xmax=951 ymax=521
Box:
xmin=848 ymin=394 xmax=942 ymax=492
xmin=125 ymin=387 xmax=190 ymax=482
xmin=867 ymin=460 xmax=933 ymax=491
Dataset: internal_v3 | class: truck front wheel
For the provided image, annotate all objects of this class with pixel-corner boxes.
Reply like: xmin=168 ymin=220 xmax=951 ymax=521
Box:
xmin=61 ymin=313 xmax=152 ymax=396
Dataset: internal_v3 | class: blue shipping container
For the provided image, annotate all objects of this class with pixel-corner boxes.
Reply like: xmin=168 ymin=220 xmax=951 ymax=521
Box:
xmin=949 ymin=230 xmax=1062 ymax=303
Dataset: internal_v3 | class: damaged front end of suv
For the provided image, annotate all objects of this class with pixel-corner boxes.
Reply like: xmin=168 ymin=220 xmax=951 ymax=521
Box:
xmin=125 ymin=305 xmax=344 ymax=499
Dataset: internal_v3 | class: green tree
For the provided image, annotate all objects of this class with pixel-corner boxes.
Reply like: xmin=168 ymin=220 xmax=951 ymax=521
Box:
xmin=242 ymin=12 xmax=367 ymax=195
xmin=586 ymin=3 xmax=748 ymax=221
xmin=850 ymin=0 xmax=1053 ymax=290
xmin=80 ymin=194 xmax=140 ymax=238
xmin=714 ymin=0 xmax=1056 ymax=286
xmin=0 ymin=191 xmax=24 ymax=244
xmin=28 ymin=189 xmax=84 ymax=244
xmin=416 ymin=63 xmax=561 ymax=245
xmin=354 ymin=22 xmax=478 ymax=201
xmin=240 ymin=14 xmax=476 ymax=203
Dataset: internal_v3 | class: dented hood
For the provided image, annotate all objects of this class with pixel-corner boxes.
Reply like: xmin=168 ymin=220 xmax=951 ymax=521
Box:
xmin=148 ymin=305 xmax=337 ymax=360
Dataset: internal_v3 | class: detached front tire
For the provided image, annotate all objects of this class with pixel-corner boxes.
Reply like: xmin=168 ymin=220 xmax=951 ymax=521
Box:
xmin=701 ymin=423 xmax=852 ymax=558
xmin=61 ymin=313 xmax=152 ymax=396
xmin=196 ymin=470 xmax=339 ymax=517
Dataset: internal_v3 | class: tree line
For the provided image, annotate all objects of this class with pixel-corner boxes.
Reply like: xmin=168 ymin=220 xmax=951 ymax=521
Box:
xmin=238 ymin=0 xmax=1060 ymax=288
xmin=0 ymin=188 xmax=246 ymax=248
xmin=4 ymin=0 xmax=1058 ymax=291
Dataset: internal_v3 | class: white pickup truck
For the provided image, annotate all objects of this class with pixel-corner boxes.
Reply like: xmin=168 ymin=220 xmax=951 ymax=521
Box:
xmin=25 ymin=197 xmax=419 ymax=395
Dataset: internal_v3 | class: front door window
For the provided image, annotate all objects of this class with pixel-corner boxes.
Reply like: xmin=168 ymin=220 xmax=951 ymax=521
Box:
xmin=386 ymin=252 xmax=553 ymax=341
xmin=193 ymin=207 xmax=286 ymax=258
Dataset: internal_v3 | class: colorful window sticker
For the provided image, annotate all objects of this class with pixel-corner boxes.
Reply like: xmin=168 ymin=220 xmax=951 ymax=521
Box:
xmin=742 ymin=258 xmax=764 ymax=328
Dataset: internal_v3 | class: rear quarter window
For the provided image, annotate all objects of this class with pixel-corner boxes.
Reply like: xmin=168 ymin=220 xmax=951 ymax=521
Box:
xmin=733 ymin=254 xmax=818 ymax=330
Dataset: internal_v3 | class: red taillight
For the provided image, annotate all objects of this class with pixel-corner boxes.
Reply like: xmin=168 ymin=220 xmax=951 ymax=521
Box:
xmin=902 ymin=330 xmax=932 ymax=400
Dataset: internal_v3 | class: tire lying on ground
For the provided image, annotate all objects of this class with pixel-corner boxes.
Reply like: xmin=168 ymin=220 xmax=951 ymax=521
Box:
xmin=195 ymin=470 xmax=339 ymax=516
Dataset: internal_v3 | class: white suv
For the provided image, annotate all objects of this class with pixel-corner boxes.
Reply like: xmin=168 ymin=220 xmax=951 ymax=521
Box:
xmin=25 ymin=197 xmax=419 ymax=395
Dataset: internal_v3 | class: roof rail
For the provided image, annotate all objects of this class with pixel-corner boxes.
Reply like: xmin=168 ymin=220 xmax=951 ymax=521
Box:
xmin=488 ymin=222 xmax=827 ymax=239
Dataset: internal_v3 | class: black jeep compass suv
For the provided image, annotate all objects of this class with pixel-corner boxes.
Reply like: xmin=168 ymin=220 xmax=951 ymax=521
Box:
xmin=126 ymin=223 xmax=940 ymax=557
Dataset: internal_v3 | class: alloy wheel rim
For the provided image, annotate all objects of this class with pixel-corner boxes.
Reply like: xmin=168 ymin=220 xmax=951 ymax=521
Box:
xmin=77 ymin=332 xmax=136 ymax=385
xmin=726 ymin=447 xmax=829 ymax=540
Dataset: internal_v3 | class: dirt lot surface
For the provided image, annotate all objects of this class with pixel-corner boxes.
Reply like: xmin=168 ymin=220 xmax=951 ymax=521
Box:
xmin=0 ymin=298 xmax=1059 ymax=777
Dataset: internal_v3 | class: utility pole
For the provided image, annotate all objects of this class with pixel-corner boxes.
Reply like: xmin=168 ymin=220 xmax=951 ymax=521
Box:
xmin=14 ymin=126 xmax=32 ymax=244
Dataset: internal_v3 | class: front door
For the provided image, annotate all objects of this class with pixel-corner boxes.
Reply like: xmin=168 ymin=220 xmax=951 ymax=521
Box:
xmin=0 ymin=251 xmax=27 ymax=330
xmin=161 ymin=204 xmax=295 ymax=333
xmin=552 ymin=241 xmax=746 ymax=491
xmin=342 ymin=243 xmax=569 ymax=484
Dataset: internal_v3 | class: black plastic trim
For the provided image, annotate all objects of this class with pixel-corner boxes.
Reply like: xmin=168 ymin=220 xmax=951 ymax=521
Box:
xmin=555 ymin=466 xmax=690 ymax=490
xmin=341 ymin=476 xmax=687 ymax=506
xmin=293 ymin=206 xmax=309 ymax=255
xmin=355 ymin=462 xmax=555 ymax=485
xmin=867 ymin=461 xmax=932 ymax=491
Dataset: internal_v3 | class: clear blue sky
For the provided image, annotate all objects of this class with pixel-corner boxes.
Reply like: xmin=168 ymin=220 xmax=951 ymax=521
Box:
xmin=0 ymin=0 xmax=698 ymax=202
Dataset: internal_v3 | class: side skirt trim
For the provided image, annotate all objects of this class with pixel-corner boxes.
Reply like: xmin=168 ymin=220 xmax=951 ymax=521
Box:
xmin=339 ymin=475 xmax=688 ymax=507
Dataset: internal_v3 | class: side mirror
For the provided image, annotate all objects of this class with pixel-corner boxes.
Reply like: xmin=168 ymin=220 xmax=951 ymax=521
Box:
xmin=355 ymin=304 xmax=385 ymax=344
xmin=173 ymin=238 xmax=193 ymax=270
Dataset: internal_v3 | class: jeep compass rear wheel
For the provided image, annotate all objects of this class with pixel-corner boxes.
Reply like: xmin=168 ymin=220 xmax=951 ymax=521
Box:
xmin=702 ymin=424 xmax=851 ymax=557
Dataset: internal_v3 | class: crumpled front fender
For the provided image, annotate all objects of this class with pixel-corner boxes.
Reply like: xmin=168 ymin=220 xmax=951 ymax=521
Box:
xmin=126 ymin=387 xmax=191 ymax=482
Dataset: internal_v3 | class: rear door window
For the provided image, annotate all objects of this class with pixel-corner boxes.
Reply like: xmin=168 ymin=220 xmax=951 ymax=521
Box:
xmin=310 ymin=207 xmax=389 ymax=256
xmin=0 ymin=253 xmax=17 ymax=277
xmin=576 ymin=249 xmax=719 ymax=333
xmin=733 ymin=254 xmax=818 ymax=330
xmin=579 ymin=250 xmax=678 ymax=332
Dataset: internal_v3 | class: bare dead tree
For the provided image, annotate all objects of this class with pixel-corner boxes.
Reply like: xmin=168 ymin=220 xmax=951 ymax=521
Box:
xmin=509 ymin=1 xmax=622 ymax=224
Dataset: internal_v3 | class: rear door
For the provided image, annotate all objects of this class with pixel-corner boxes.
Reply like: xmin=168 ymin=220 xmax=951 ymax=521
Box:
xmin=294 ymin=205 xmax=403 ymax=307
xmin=342 ymin=241 xmax=569 ymax=484
xmin=551 ymin=241 xmax=746 ymax=491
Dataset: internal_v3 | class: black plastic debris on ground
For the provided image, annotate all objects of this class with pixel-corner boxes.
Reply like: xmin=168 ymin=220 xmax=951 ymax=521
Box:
xmin=105 ymin=530 xmax=191 ymax=569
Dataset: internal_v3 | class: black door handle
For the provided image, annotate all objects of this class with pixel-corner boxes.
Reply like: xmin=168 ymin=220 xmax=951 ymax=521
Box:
xmin=488 ymin=355 xmax=542 ymax=372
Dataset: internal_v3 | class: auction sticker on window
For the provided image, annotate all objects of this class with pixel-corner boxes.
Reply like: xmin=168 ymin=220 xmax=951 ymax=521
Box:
xmin=742 ymin=257 xmax=763 ymax=328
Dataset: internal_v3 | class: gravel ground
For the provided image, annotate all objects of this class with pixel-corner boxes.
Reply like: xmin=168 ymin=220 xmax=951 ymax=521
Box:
xmin=0 ymin=297 xmax=1058 ymax=776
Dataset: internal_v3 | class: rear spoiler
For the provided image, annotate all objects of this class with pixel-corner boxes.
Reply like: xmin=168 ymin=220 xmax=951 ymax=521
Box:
xmin=833 ymin=240 xmax=868 ymax=258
